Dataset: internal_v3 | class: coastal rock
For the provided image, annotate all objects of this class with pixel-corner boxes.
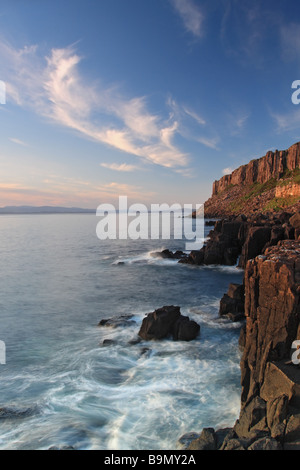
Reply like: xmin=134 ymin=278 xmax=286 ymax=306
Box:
xmin=187 ymin=428 xmax=217 ymax=450
xmin=138 ymin=306 xmax=200 ymax=342
xmin=241 ymin=240 xmax=300 ymax=407
xmin=98 ymin=314 xmax=136 ymax=328
xmin=219 ymin=283 xmax=245 ymax=321
xmin=238 ymin=226 xmax=272 ymax=268
xmin=179 ymin=210 xmax=298 ymax=268
xmin=212 ymin=143 xmax=300 ymax=196
xmin=186 ymin=239 xmax=300 ymax=450
xmin=0 ymin=405 xmax=38 ymax=420
xmin=180 ymin=217 xmax=244 ymax=266
xmin=152 ymin=249 xmax=186 ymax=260
xmin=247 ymin=437 xmax=282 ymax=450
xmin=176 ymin=432 xmax=201 ymax=450
xmin=290 ymin=212 xmax=300 ymax=239
xmin=204 ymin=142 xmax=300 ymax=218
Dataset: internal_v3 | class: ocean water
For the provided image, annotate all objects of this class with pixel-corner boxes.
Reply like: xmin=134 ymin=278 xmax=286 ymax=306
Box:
xmin=0 ymin=214 xmax=244 ymax=450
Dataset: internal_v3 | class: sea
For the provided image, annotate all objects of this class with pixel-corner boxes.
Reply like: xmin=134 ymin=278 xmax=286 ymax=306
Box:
xmin=0 ymin=213 xmax=244 ymax=450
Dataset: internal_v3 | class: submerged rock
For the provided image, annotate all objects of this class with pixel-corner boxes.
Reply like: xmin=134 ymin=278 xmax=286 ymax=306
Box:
xmin=98 ymin=314 xmax=136 ymax=329
xmin=0 ymin=405 xmax=38 ymax=420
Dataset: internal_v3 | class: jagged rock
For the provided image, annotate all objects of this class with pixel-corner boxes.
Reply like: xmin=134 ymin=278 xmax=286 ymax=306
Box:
xmin=219 ymin=283 xmax=245 ymax=321
xmin=266 ymin=394 xmax=289 ymax=440
xmin=138 ymin=306 xmax=200 ymax=342
xmin=176 ymin=432 xmax=201 ymax=449
xmin=151 ymin=249 xmax=186 ymax=260
xmin=290 ymin=212 xmax=300 ymax=239
xmin=233 ymin=396 xmax=268 ymax=439
xmin=239 ymin=323 xmax=247 ymax=350
xmin=284 ymin=413 xmax=300 ymax=444
xmin=289 ymin=212 xmax=300 ymax=231
xmin=240 ymin=241 xmax=300 ymax=406
xmin=187 ymin=428 xmax=217 ymax=450
xmin=247 ymin=437 xmax=282 ymax=450
xmin=238 ymin=226 xmax=272 ymax=268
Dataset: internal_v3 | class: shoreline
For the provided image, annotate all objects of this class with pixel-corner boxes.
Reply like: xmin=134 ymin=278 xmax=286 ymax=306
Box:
xmin=178 ymin=210 xmax=300 ymax=450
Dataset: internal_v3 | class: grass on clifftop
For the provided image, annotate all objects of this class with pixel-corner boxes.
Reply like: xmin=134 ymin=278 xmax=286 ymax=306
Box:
xmin=228 ymin=169 xmax=300 ymax=214
xmin=264 ymin=195 xmax=300 ymax=212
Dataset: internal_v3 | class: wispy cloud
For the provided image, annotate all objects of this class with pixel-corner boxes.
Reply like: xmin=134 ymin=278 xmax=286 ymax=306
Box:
xmin=270 ymin=108 xmax=300 ymax=132
xmin=100 ymin=162 xmax=140 ymax=172
xmin=9 ymin=137 xmax=28 ymax=146
xmin=167 ymin=96 xmax=219 ymax=150
xmin=226 ymin=112 xmax=250 ymax=136
xmin=222 ymin=167 xmax=234 ymax=175
xmin=170 ymin=0 xmax=204 ymax=38
xmin=280 ymin=22 xmax=300 ymax=62
xmin=196 ymin=136 xmax=220 ymax=150
xmin=182 ymin=106 xmax=206 ymax=125
xmin=1 ymin=41 xmax=189 ymax=170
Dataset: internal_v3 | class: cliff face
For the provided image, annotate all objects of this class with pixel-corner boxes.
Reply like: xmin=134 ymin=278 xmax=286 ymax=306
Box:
xmin=213 ymin=142 xmax=300 ymax=196
xmin=205 ymin=142 xmax=300 ymax=217
xmin=184 ymin=240 xmax=300 ymax=450
xmin=241 ymin=241 xmax=300 ymax=408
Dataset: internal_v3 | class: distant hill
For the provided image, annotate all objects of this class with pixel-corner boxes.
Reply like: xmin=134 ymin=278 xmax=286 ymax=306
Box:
xmin=0 ymin=206 xmax=95 ymax=214
xmin=205 ymin=142 xmax=300 ymax=217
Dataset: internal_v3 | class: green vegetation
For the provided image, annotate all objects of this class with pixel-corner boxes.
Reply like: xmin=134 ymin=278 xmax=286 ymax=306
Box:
xmin=264 ymin=195 xmax=300 ymax=212
xmin=278 ymin=168 xmax=300 ymax=186
xmin=243 ymin=178 xmax=277 ymax=201
xmin=229 ymin=199 xmax=247 ymax=213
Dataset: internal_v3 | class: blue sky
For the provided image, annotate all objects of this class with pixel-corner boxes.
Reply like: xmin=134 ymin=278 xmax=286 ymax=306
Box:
xmin=0 ymin=0 xmax=300 ymax=208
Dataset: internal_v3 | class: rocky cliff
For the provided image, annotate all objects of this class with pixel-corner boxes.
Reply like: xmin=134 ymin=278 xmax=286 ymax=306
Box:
xmin=180 ymin=239 xmax=300 ymax=450
xmin=205 ymin=142 xmax=300 ymax=217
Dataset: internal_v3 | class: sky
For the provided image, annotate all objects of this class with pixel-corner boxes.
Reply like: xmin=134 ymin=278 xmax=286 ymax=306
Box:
xmin=1 ymin=0 xmax=300 ymax=208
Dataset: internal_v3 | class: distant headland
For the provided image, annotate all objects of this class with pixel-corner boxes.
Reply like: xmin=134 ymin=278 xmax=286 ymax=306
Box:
xmin=0 ymin=206 xmax=95 ymax=214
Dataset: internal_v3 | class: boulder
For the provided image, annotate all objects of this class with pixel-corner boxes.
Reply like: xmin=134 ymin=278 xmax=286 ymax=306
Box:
xmin=138 ymin=306 xmax=200 ymax=342
xmin=219 ymin=283 xmax=245 ymax=321
xmin=187 ymin=428 xmax=217 ymax=450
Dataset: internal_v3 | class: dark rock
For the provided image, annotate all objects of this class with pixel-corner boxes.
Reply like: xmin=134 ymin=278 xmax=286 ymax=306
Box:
xmin=102 ymin=339 xmax=116 ymax=346
xmin=240 ymin=241 xmax=300 ymax=406
xmin=234 ymin=396 xmax=268 ymax=439
xmin=214 ymin=428 xmax=233 ymax=449
xmin=224 ymin=312 xmax=245 ymax=322
xmin=247 ymin=437 xmax=282 ymax=450
xmin=205 ymin=220 xmax=216 ymax=226
xmin=140 ymin=347 xmax=151 ymax=356
xmin=152 ymin=249 xmax=186 ymax=260
xmin=220 ymin=438 xmax=246 ymax=450
xmin=219 ymin=283 xmax=245 ymax=321
xmin=48 ymin=446 xmax=75 ymax=450
xmin=284 ymin=413 xmax=300 ymax=444
xmin=238 ymin=226 xmax=272 ymax=268
xmin=128 ymin=337 xmax=142 ymax=345
xmin=239 ymin=323 xmax=247 ymax=350
xmin=0 ymin=406 xmax=38 ymax=420
xmin=177 ymin=432 xmax=201 ymax=450
xmin=98 ymin=314 xmax=135 ymax=329
xmin=187 ymin=428 xmax=217 ymax=450
xmin=289 ymin=212 xmax=300 ymax=231
xmin=266 ymin=395 xmax=289 ymax=440
xmin=172 ymin=315 xmax=200 ymax=341
xmin=138 ymin=306 xmax=200 ymax=342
